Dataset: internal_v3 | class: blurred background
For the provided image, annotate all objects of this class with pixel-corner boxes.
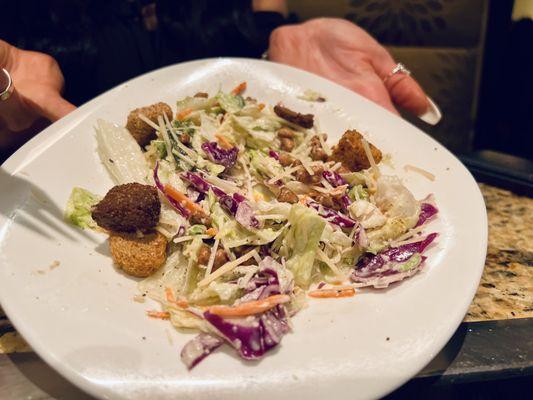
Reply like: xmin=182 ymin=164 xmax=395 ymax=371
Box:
xmin=2 ymin=0 xmax=531 ymax=190
xmin=288 ymin=0 xmax=532 ymax=193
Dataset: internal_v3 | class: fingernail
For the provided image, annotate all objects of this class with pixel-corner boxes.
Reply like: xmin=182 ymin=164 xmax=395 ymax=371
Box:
xmin=418 ymin=96 xmax=442 ymax=125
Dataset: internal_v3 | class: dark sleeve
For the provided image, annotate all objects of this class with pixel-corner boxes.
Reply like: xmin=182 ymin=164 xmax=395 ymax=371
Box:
xmin=156 ymin=0 xmax=290 ymax=64
xmin=0 ymin=1 xmax=158 ymax=106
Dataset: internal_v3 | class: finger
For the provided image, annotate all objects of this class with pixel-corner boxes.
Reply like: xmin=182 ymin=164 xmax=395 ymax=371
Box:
xmin=22 ymin=88 xmax=76 ymax=122
xmin=0 ymin=88 xmax=37 ymax=132
xmin=340 ymin=68 xmax=399 ymax=115
xmin=38 ymin=94 xmax=76 ymax=121
xmin=370 ymin=52 xmax=431 ymax=116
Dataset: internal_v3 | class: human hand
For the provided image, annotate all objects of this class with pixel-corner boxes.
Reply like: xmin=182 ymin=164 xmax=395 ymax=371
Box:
xmin=268 ymin=18 xmax=441 ymax=124
xmin=0 ymin=40 xmax=75 ymax=148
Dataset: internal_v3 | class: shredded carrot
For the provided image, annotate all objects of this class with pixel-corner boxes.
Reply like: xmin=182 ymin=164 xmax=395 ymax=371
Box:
xmin=215 ymin=133 xmax=233 ymax=150
xmin=207 ymin=294 xmax=290 ymax=317
xmin=176 ymin=108 xmax=193 ymax=121
xmin=253 ymin=193 xmax=263 ymax=202
xmin=164 ymin=184 xmax=206 ymax=215
xmin=230 ymin=81 xmax=247 ymax=95
xmin=308 ymin=287 xmax=356 ymax=299
xmin=165 ymin=287 xmax=189 ymax=308
xmin=298 ymin=195 xmax=309 ymax=205
xmin=206 ymin=227 xmax=218 ymax=237
xmin=257 ymin=103 xmax=265 ymax=111
xmin=147 ymin=311 xmax=171 ymax=319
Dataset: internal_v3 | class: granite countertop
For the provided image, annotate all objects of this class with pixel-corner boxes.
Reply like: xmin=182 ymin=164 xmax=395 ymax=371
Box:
xmin=465 ymin=183 xmax=533 ymax=321
xmin=1 ymin=184 xmax=532 ymax=354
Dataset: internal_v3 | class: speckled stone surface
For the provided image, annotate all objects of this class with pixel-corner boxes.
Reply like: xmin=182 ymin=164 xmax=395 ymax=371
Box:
xmin=1 ymin=184 xmax=531 ymax=353
xmin=465 ymin=184 xmax=533 ymax=322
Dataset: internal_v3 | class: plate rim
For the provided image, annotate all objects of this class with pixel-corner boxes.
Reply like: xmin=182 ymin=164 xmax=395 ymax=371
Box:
xmin=0 ymin=57 xmax=488 ymax=400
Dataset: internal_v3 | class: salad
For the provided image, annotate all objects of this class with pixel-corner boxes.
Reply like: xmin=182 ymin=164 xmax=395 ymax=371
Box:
xmin=65 ymin=82 xmax=438 ymax=369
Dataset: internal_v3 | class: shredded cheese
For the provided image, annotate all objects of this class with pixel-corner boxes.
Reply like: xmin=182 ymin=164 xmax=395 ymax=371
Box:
xmin=198 ymin=250 xmax=259 ymax=287
xmin=293 ymin=129 xmax=314 ymax=155
xmin=310 ymin=185 xmax=331 ymax=194
xmin=331 ymin=162 xmax=342 ymax=171
xmin=318 ymin=133 xmax=332 ymax=156
xmin=267 ymin=164 xmax=303 ymax=184
xmin=387 ymin=224 xmax=427 ymax=247
xmin=205 ymin=238 xmax=220 ymax=277
xmin=294 ymin=154 xmax=315 ymax=175
xmin=255 ymin=214 xmax=288 ymax=221
xmin=240 ymin=159 xmax=254 ymax=200
xmin=390 ymin=233 xmax=432 ymax=248
xmin=252 ymin=252 xmax=262 ymax=264
xmin=204 ymin=174 xmax=240 ymax=193
xmin=159 ymin=217 xmax=183 ymax=226
xmin=320 ymin=178 xmax=334 ymax=191
xmin=138 ymin=114 xmax=160 ymax=130
xmin=348 ymin=224 xmax=358 ymax=239
xmin=157 ymin=116 xmax=174 ymax=163
xmin=220 ymin=239 xmax=236 ymax=261
xmin=269 ymin=112 xmax=309 ymax=133
xmin=171 ymin=149 xmax=196 ymax=166
xmin=173 ymin=234 xmax=211 ymax=243
xmin=183 ymin=258 xmax=195 ymax=293
xmin=404 ymin=164 xmax=436 ymax=181
xmin=171 ymin=132 xmax=198 ymax=160
xmin=155 ymin=226 xmax=173 ymax=239
xmin=361 ymin=137 xmax=380 ymax=178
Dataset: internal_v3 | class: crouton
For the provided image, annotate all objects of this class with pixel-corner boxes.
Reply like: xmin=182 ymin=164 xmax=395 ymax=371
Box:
xmin=329 ymin=130 xmax=382 ymax=172
xmin=92 ymin=183 xmax=160 ymax=233
xmin=109 ymin=231 xmax=167 ymax=277
xmin=126 ymin=102 xmax=172 ymax=146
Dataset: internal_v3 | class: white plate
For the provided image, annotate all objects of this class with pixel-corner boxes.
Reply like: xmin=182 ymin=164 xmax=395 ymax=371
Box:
xmin=0 ymin=59 xmax=487 ymax=400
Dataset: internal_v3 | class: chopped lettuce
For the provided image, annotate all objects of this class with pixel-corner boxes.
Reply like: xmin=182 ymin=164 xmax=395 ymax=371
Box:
xmin=231 ymin=116 xmax=277 ymax=148
xmin=349 ymin=199 xmax=387 ymax=229
xmin=176 ymin=96 xmax=217 ymax=114
xmin=216 ymin=91 xmax=245 ymax=114
xmin=366 ymin=217 xmax=416 ymax=251
xmin=348 ymin=184 xmax=369 ymax=201
xmin=248 ymin=149 xmax=283 ymax=178
xmin=64 ymin=188 xmax=101 ymax=229
xmin=211 ymin=202 xmax=280 ymax=248
xmin=188 ymin=225 xmax=207 ymax=235
xmin=284 ymin=204 xmax=326 ymax=287
xmin=196 ymin=157 xmax=226 ymax=175
xmin=375 ymin=175 xmax=420 ymax=224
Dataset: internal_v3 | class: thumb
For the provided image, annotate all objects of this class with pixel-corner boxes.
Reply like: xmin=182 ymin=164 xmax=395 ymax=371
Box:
xmin=370 ymin=53 xmax=441 ymax=124
xmin=386 ymin=73 xmax=429 ymax=116
xmin=38 ymin=94 xmax=76 ymax=121
xmin=23 ymin=87 xmax=76 ymax=122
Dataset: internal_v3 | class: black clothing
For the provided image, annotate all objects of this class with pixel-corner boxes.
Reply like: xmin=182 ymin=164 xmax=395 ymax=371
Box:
xmin=1 ymin=0 xmax=287 ymax=105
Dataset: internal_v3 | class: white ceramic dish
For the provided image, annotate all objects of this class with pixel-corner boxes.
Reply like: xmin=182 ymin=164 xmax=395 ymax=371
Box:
xmin=0 ymin=58 xmax=487 ymax=400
